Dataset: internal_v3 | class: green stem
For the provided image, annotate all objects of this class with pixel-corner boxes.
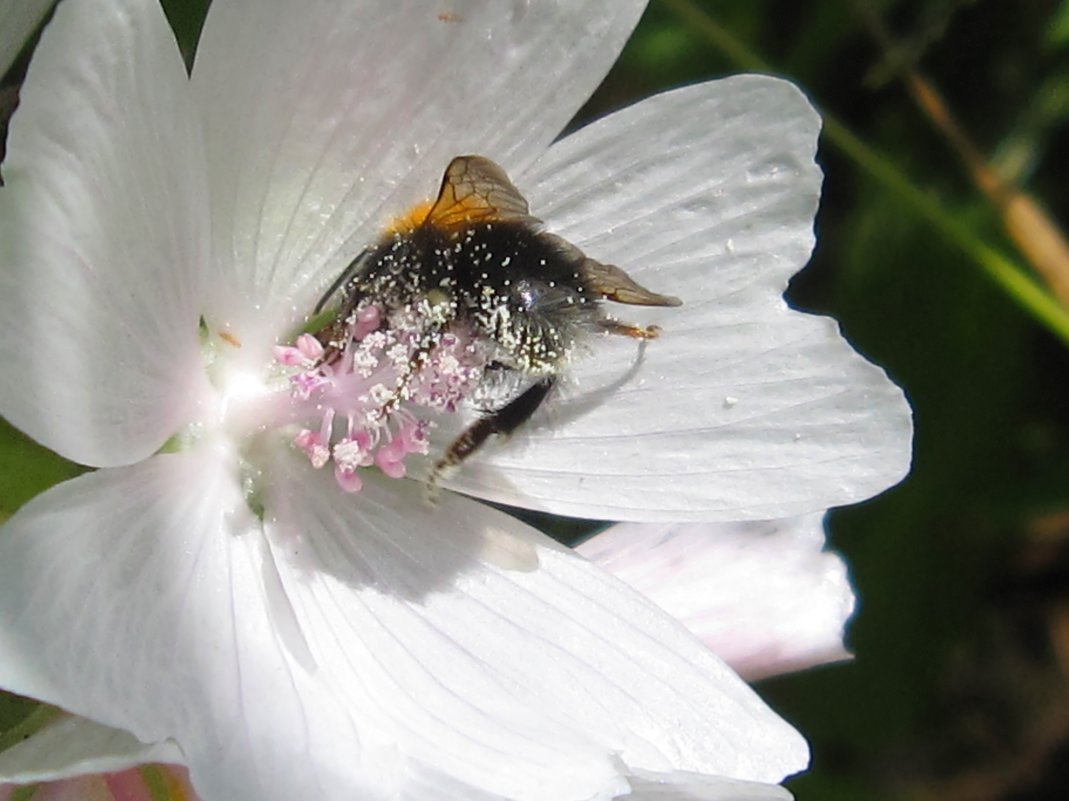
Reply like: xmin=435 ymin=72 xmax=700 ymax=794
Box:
xmin=662 ymin=0 xmax=1069 ymax=346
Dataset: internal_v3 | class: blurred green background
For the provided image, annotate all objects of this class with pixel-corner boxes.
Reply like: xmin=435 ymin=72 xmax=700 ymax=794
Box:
xmin=5 ymin=1 xmax=1069 ymax=799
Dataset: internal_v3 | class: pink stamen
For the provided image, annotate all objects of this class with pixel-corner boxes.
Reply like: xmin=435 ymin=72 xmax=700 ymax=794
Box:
xmin=334 ymin=464 xmax=364 ymax=493
xmin=375 ymin=451 xmax=407 ymax=479
xmin=274 ymin=333 xmax=324 ymax=366
xmin=275 ymin=302 xmax=485 ymax=492
xmin=353 ymin=304 xmax=383 ymax=339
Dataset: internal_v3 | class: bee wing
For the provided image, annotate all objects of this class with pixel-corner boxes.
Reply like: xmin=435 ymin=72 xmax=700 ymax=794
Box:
xmin=541 ymin=232 xmax=682 ymax=307
xmin=424 ymin=155 xmax=542 ymax=229
xmin=582 ymin=258 xmax=682 ymax=306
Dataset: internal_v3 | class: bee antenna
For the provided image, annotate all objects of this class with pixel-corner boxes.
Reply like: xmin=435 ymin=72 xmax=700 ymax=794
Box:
xmin=314 ymin=249 xmax=372 ymax=314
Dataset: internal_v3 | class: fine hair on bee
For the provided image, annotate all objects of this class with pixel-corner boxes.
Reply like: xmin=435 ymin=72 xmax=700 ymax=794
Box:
xmin=314 ymin=155 xmax=682 ymax=488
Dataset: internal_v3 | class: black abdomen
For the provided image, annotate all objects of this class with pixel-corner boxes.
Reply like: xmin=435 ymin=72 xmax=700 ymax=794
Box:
xmin=444 ymin=221 xmax=601 ymax=372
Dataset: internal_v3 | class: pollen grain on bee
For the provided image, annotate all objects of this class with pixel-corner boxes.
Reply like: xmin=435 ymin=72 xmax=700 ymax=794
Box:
xmin=276 ymin=156 xmax=679 ymax=492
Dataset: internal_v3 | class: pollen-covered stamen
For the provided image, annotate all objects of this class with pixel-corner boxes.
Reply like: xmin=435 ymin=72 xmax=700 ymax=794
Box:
xmin=280 ymin=302 xmax=486 ymax=492
xmin=409 ymin=331 xmax=486 ymax=413
xmin=294 ymin=406 xmax=334 ymax=469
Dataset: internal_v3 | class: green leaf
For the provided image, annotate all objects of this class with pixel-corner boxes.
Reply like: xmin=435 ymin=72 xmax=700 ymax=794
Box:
xmin=1046 ymin=0 xmax=1069 ymax=48
xmin=0 ymin=420 xmax=85 ymax=521
xmin=0 ymin=694 xmax=61 ymax=754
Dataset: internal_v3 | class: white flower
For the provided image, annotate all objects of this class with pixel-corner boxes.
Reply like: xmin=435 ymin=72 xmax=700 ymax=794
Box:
xmin=0 ymin=517 xmax=856 ymax=799
xmin=0 ymin=1 xmax=912 ymax=800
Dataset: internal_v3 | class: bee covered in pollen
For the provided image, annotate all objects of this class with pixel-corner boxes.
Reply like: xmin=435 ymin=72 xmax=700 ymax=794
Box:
xmin=282 ymin=155 xmax=681 ymax=492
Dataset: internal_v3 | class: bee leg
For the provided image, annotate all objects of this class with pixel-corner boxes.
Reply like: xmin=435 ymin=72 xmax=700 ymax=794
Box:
xmin=376 ymin=324 xmax=447 ymax=420
xmin=308 ymin=287 xmax=373 ymax=369
xmin=308 ymin=318 xmax=349 ymax=367
xmin=429 ymin=377 xmax=556 ymax=490
xmin=599 ymin=318 xmax=662 ymax=339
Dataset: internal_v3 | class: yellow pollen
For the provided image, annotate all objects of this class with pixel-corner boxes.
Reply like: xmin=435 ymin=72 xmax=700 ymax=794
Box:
xmin=218 ymin=330 xmax=242 ymax=348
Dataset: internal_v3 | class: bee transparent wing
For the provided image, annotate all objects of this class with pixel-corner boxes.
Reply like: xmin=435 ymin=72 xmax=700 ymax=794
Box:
xmin=424 ymin=155 xmax=542 ymax=229
xmin=582 ymin=258 xmax=682 ymax=306
xmin=541 ymin=232 xmax=682 ymax=307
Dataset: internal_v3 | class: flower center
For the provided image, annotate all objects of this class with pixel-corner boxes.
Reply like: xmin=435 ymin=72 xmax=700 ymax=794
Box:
xmin=273 ymin=302 xmax=487 ymax=492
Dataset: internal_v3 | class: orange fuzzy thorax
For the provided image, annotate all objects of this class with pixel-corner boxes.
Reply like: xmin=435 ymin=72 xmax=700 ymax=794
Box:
xmin=382 ymin=201 xmax=435 ymax=235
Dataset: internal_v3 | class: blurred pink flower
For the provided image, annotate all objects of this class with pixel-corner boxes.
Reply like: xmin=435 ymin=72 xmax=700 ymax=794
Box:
xmin=1 ymin=765 xmax=194 ymax=801
xmin=580 ymin=515 xmax=855 ymax=682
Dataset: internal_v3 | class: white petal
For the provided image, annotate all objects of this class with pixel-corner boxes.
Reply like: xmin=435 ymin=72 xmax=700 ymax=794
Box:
xmin=626 ymin=770 xmax=792 ymax=801
xmin=0 ymin=446 xmax=806 ymax=801
xmin=0 ymin=715 xmax=182 ymax=784
xmin=577 ymin=515 xmax=854 ymax=681
xmin=0 ymin=0 xmax=50 ymax=77
xmin=266 ymin=455 xmax=808 ymax=797
xmin=0 ymin=0 xmax=210 ymax=467
xmin=0 ymin=449 xmax=306 ymax=801
xmin=443 ymin=76 xmax=912 ymax=520
xmin=189 ymin=0 xmax=647 ymax=344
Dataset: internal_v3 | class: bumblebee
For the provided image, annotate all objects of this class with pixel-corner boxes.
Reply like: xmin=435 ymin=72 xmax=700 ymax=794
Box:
xmin=315 ymin=155 xmax=681 ymax=481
